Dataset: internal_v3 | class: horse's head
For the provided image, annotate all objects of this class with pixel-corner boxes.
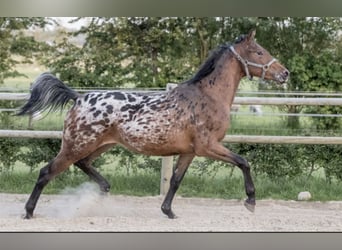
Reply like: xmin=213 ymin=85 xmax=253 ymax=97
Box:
xmin=230 ymin=30 xmax=289 ymax=83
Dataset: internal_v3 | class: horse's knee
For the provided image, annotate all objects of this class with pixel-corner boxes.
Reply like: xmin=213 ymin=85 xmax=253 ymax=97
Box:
xmin=36 ymin=164 xmax=53 ymax=187
xmin=232 ymin=154 xmax=250 ymax=169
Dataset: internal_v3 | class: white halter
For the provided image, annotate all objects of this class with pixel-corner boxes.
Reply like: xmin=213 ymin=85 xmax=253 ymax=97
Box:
xmin=229 ymin=45 xmax=277 ymax=82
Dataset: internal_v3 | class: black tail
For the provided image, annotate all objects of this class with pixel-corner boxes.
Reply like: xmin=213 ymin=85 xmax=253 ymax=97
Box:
xmin=17 ymin=73 xmax=80 ymax=116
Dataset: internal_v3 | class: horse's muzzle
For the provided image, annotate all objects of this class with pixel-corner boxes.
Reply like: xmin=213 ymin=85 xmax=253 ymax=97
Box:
xmin=276 ymin=69 xmax=290 ymax=83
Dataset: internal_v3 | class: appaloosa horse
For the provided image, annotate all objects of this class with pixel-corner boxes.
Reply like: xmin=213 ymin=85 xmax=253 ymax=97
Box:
xmin=18 ymin=30 xmax=289 ymax=219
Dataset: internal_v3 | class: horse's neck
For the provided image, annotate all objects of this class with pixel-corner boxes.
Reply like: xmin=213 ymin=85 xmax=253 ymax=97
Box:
xmin=199 ymin=59 xmax=243 ymax=108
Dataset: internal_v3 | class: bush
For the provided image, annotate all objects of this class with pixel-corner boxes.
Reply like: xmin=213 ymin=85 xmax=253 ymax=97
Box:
xmin=0 ymin=138 xmax=21 ymax=172
xmin=229 ymin=143 xmax=342 ymax=182
xmin=18 ymin=138 xmax=61 ymax=172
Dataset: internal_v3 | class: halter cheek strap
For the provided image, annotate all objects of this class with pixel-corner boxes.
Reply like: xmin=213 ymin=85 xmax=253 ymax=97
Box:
xmin=229 ymin=45 xmax=277 ymax=82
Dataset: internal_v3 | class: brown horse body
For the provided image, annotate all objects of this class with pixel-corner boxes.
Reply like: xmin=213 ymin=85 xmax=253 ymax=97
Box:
xmin=18 ymin=30 xmax=289 ymax=219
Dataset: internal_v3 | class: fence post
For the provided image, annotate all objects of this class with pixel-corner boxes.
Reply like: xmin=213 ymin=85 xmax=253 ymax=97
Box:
xmin=160 ymin=156 xmax=173 ymax=195
xmin=160 ymin=83 xmax=178 ymax=195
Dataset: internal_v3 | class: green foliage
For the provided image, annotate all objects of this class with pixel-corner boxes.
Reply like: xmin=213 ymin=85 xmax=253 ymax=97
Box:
xmin=18 ymin=138 xmax=61 ymax=172
xmin=0 ymin=17 xmax=51 ymax=83
xmin=0 ymin=138 xmax=20 ymax=172
xmin=0 ymin=100 xmax=17 ymax=129
xmin=228 ymin=143 xmax=342 ymax=182
xmin=108 ymin=146 xmax=161 ymax=175
xmin=253 ymin=18 xmax=342 ymax=129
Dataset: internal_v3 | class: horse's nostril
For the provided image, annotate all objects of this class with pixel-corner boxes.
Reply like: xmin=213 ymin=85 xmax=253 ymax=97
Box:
xmin=284 ymin=70 xmax=289 ymax=77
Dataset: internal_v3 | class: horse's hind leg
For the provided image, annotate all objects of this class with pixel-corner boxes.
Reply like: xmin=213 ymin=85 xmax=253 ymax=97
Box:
xmin=24 ymin=155 xmax=73 ymax=219
xmin=74 ymin=143 xmax=115 ymax=193
xmin=161 ymin=153 xmax=195 ymax=219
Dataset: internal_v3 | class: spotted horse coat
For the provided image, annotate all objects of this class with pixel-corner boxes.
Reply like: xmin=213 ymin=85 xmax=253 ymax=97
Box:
xmin=64 ymin=87 xmax=201 ymax=157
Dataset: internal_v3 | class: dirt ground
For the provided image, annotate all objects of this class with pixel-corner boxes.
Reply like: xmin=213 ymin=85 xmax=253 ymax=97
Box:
xmin=1 ymin=182 xmax=342 ymax=232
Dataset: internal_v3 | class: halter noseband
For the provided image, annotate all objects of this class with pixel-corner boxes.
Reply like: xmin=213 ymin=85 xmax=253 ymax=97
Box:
xmin=229 ymin=45 xmax=277 ymax=82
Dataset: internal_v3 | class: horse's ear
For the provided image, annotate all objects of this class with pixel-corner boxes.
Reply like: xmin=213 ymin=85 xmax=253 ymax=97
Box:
xmin=246 ymin=29 xmax=256 ymax=42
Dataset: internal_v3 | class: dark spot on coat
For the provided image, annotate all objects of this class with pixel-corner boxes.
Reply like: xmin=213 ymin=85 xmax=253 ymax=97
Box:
xmin=127 ymin=94 xmax=136 ymax=102
xmin=120 ymin=103 xmax=143 ymax=113
xmin=106 ymin=105 xmax=113 ymax=114
xmin=190 ymin=115 xmax=196 ymax=125
xmin=209 ymin=77 xmax=216 ymax=86
xmin=89 ymin=97 xmax=97 ymax=106
xmin=93 ymin=110 xmax=101 ymax=118
xmin=92 ymin=120 xmax=107 ymax=128
xmin=112 ymin=92 xmax=126 ymax=100
xmin=201 ymin=103 xmax=207 ymax=110
xmin=150 ymin=104 xmax=158 ymax=111
xmin=120 ymin=105 xmax=130 ymax=112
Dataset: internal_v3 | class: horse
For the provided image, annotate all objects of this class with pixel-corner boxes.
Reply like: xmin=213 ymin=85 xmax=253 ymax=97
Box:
xmin=17 ymin=30 xmax=289 ymax=219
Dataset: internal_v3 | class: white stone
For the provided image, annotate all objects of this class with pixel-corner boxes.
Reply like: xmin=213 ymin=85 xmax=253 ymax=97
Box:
xmin=297 ymin=191 xmax=312 ymax=201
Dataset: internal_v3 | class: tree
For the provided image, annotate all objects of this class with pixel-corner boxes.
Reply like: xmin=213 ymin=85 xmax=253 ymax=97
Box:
xmin=44 ymin=17 xmax=199 ymax=88
xmin=0 ymin=17 xmax=51 ymax=84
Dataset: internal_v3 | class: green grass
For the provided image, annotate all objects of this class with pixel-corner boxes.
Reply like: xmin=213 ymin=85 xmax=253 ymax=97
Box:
xmin=2 ymin=166 xmax=342 ymax=202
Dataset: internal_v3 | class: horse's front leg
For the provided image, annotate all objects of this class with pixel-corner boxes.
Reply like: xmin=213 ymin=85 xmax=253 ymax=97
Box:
xmin=161 ymin=153 xmax=195 ymax=219
xmin=202 ymin=143 xmax=256 ymax=212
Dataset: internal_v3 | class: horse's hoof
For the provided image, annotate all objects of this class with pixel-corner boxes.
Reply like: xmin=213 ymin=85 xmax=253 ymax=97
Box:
xmin=100 ymin=184 xmax=110 ymax=193
xmin=244 ymin=199 xmax=255 ymax=213
xmin=161 ymin=206 xmax=177 ymax=219
xmin=167 ymin=212 xmax=178 ymax=219
xmin=100 ymin=191 xmax=109 ymax=196
xmin=24 ymin=213 xmax=33 ymax=219
xmin=166 ymin=213 xmax=177 ymax=219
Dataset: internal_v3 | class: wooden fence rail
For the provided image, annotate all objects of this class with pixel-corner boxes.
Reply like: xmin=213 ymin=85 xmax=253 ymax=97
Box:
xmin=1 ymin=129 xmax=342 ymax=144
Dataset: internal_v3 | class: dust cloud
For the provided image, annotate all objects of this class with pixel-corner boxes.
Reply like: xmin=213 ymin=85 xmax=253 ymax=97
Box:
xmin=45 ymin=182 xmax=112 ymax=219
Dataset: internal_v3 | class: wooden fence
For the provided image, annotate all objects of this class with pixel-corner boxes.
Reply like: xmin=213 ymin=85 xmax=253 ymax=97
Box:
xmin=1 ymin=86 xmax=342 ymax=194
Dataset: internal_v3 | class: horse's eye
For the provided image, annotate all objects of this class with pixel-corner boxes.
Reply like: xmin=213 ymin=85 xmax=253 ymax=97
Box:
xmin=256 ymin=51 xmax=263 ymax=56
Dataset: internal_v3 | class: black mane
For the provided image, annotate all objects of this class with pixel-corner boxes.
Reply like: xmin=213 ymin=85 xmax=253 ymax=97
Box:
xmin=187 ymin=34 xmax=246 ymax=84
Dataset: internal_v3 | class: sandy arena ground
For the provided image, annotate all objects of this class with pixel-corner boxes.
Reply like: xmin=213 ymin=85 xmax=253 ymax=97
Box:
xmin=1 ymin=182 xmax=342 ymax=232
